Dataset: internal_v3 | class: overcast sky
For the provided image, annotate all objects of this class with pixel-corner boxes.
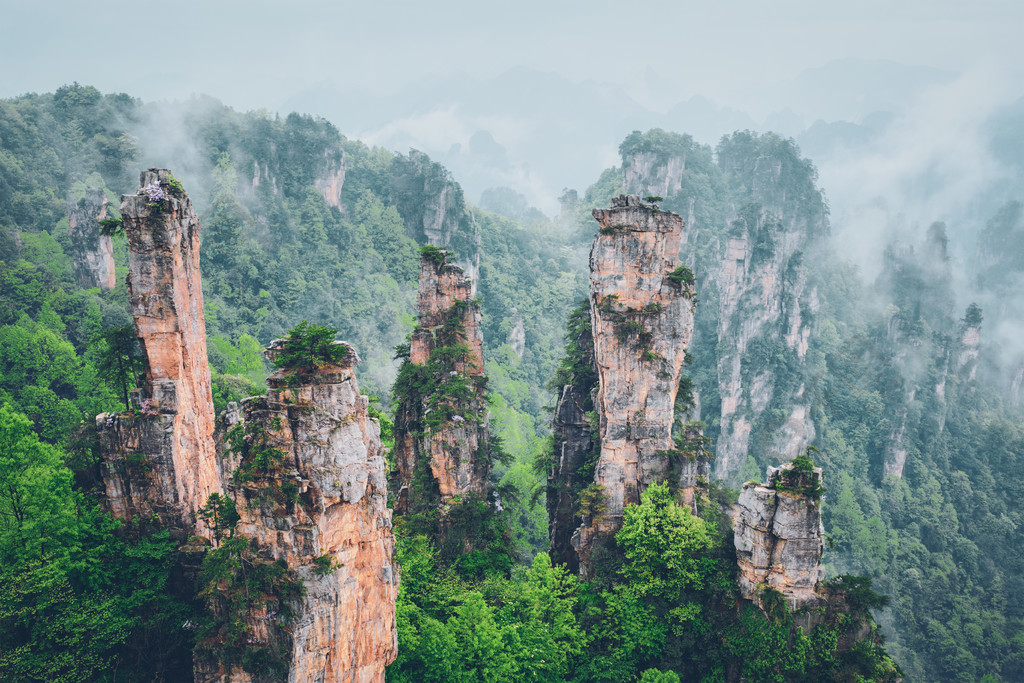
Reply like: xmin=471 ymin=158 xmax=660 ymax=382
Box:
xmin=3 ymin=0 xmax=1022 ymax=115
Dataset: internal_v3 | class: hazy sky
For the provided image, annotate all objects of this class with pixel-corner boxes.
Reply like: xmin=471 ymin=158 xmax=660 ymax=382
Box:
xmin=3 ymin=0 xmax=1022 ymax=114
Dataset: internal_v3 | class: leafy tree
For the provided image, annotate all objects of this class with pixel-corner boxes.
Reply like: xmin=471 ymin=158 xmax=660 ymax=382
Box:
xmin=271 ymin=320 xmax=351 ymax=371
xmin=92 ymin=323 xmax=142 ymax=406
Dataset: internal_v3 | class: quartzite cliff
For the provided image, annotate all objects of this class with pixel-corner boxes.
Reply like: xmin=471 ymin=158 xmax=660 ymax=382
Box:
xmin=392 ymin=249 xmax=492 ymax=516
xmin=197 ymin=341 xmax=397 ymax=682
xmin=97 ymin=169 xmax=221 ymax=531
xmin=98 ymin=169 xmax=397 ymax=682
xmin=559 ymin=195 xmax=697 ymax=575
xmin=67 ymin=187 xmax=116 ymax=290
xmin=733 ymin=462 xmax=826 ymax=610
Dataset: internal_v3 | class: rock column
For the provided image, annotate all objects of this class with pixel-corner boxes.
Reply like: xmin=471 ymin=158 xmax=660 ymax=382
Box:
xmin=67 ymin=187 xmax=116 ymax=290
xmin=97 ymin=169 xmax=220 ymax=529
xmin=199 ymin=343 xmax=398 ymax=682
xmin=392 ymin=250 xmax=490 ymax=514
xmin=732 ymin=462 xmax=825 ymax=609
xmin=572 ymin=195 xmax=696 ymax=574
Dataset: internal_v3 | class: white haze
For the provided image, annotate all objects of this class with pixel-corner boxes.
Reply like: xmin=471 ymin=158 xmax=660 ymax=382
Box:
xmin=3 ymin=0 xmax=1024 ymax=348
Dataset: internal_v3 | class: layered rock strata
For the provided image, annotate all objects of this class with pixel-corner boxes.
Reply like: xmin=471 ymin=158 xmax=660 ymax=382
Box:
xmin=571 ymin=195 xmax=696 ymax=574
xmin=733 ymin=462 xmax=825 ymax=609
xmin=67 ymin=187 xmax=116 ymax=290
xmin=392 ymin=250 xmax=490 ymax=514
xmin=97 ymin=169 xmax=220 ymax=529
xmin=714 ymin=208 xmax=818 ymax=481
xmin=198 ymin=343 xmax=397 ymax=682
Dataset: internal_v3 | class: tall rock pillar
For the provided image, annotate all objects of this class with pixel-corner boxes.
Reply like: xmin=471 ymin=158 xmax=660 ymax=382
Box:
xmin=67 ymin=187 xmax=116 ymax=290
xmin=391 ymin=249 xmax=491 ymax=515
xmin=733 ymin=461 xmax=825 ymax=610
xmin=571 ymin=195 xmax=696 ymax=574
xmin=197 ymin=342 xmax=398 ymax=682
xmin=97 ymin=169 xmax=220 ymax=529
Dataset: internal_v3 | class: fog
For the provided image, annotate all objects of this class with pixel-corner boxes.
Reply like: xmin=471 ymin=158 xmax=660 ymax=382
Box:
xmin=5 ymin=0 xmax=1023 ymax=312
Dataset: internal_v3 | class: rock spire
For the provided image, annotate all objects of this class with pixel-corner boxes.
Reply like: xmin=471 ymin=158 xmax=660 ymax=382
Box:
xmin=392 ymin=248 xmax=491 ymax=515
xmin=568 ymin=195 xmax=697 ymax=575
xmin=97 ymin=169 xmax=220 ymax=529
xmin=67 ymin=187 xmax=116 ymax=290
xmin=196 ymin=342 xmax=398 ymax=682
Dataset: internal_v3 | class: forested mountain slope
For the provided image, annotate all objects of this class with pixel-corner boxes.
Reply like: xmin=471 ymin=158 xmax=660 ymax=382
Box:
xmin=0 ymin=84 xmax=1019 ymax=681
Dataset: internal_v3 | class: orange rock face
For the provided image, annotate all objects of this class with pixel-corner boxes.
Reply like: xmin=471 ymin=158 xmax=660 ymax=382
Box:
xmin=67 ymin=188 xmax=116 ymax=290
xmin=572 ymin=195 xmax=696 ymax=573
xmin=98 ymin=169 xmax=221 ymax=531
xmin=314 ymin=149 xmax=346 ymax=208
xmin=392 ymin=251 xmax=490 ymax=513
xmin=199 ymin=346 xmax=397 ymax=682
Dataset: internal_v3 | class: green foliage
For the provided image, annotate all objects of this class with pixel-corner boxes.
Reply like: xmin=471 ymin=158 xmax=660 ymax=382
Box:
xmin=271 ymin=320 xmax=351 ymax=371
xmin=0 ymin=405 xmax=196 ymax=680
xmin=196 ymin=534 xmax=305 ymax=678
xmin=92 ymin=323 xmax=142 ymax=407
xmin=579 ymin=482 xmax=609 ymax=526
xmin=772 ymin=452 xmax=824 ymax=500
xmin=97 ymin=216 xmax=124 ymax=237
xmin=199 ymin=492 xmax=240 ymax=544
xmin=419 ymin=244 xmax=448 ymax=267
xmin=312 ymin=553 xmax=338 ymax=576
xmin=666 ymin=265 xmax=695 ymax=287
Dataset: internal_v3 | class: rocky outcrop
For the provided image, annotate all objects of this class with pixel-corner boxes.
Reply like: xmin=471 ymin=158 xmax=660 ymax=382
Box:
xmin=66 ymin=188 xmax=116 ymax=290
xmin=571 ymin=195 xmax=696 ymax=574
xmin=547 ymin=307 xmax=598 ymax=573
xmin=313 ymin=149 xmax=346 ymax=209
xmin=957 ymin=316 xmax=981 ymax=382
xmin=733 ymin=461 xmax=825 ymax=610
xmin=198 ymin=343 xmax=397 ymax=682
xmin=392 ymin=250 xmax=490 ymax=514
xmin=97 ymin=169 xmax=220 ymax=530
xmin=624 ymin=151 xmax=687 ymax=200
xmin=390 ymin=150 xmax=481 ymax=289
xmin=506 ymin=309 xmax=526 ymax=359
xmin=714 ymin=208 xmax=819 ymax=481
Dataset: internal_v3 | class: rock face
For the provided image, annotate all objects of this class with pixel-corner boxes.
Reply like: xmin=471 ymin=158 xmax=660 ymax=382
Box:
xmin=571 ymin=195 xmax=696 ymax=574
xmin=97 ymin=169 xmax=220 ymax=529
xmin=392 ymin=250 xmax=490 ymax=514
xmin=390 ymin=150 xmax=482 ymax=290
xmin=713 ymin=206 xmax=819 ymax=481
xmin=314 ymin=149 xmax=346 ymax=208
xmin=67 ymin=188 xmax=116 ymax=290
xmin=733 ymin=462 xmax=825 ymax=609
xmin=547 ymin=309 xmax=598 ymax=572
xmin=198 ymin=344 xmax=398 ymax=682
xmin=624 ymin=151 xmax=687 ymax=200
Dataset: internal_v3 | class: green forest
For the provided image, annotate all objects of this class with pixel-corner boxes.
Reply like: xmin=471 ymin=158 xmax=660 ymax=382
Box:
xmin=0 ymin=84 xmax=1022 ymax=682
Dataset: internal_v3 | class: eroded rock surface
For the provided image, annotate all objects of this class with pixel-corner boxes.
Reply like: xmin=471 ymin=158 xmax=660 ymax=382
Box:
xmin=714 ymin=208 xmax=819 ymax=481
xmin=67 ymin=187 xmax=116 ymax=290
xmin=392 ymin=250 xmax=490 ymax=513
xmin=199 ymin=345 xmax=397 ymax=682
xmin=390 ymin=150 xmax=481 ymax=289
xmin=571 ymin=195 xmax=696 ymax=573
xmin=733 ymin=463 xmax=825 ymax=609
xmin=97 ymin=169 xmax=220 ymax=528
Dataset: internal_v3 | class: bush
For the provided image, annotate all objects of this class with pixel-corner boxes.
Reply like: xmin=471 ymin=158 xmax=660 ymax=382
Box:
xmin=271 ymin=320 xmax=351 ymax=371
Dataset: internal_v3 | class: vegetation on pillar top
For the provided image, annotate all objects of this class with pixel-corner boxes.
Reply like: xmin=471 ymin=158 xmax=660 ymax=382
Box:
xmin=419 ymin=244 xmax=449 ymax=267
xmin=268 ymin=320 xmax=354 ymax=373
xmin=770 ymin=450 xmax=825 ymax=500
